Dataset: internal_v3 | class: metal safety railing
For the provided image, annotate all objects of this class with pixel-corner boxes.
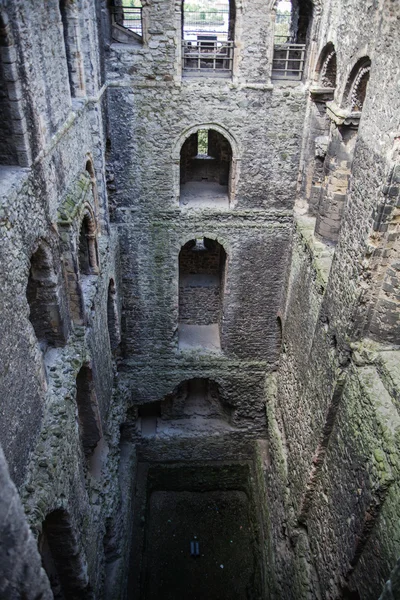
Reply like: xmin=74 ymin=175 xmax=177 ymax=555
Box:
xmin=111 ymin=7 xmax=142 ymax=37
xmin=272 ymin=43 xmax=306 ymax=80
xmin=182 ymin=40 xmax=233 ymax=75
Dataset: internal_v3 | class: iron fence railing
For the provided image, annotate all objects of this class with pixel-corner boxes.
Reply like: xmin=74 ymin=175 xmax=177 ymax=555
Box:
xmin=272 ymin=43 xmax=306 ymax=80
xmin=182 ymin=40 xmax=233 ymax=75
xmin=111 ymin=7 xmax=142 ymax=37
xmin=184 ymin=10 xmax=228 ymax=28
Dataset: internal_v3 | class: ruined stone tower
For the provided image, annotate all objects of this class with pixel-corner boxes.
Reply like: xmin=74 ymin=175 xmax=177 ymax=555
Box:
xmin=0 ymin=0 xmax=399 ymax=598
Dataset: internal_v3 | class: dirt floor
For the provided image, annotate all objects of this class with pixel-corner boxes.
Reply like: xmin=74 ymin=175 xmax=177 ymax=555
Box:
xmin=139 ymin=490 xmax=257 ymax=599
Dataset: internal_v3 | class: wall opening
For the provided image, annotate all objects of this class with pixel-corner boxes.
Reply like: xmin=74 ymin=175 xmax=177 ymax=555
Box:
xmin=0 ymin=13 xmax=31 ymax=166
xmin=78 ymin=211 xmax=99 ymax=277
xmin=272 ymin=0 xmax=313 ymax=80
xmin=180 ymin=129 xmax=232 ymax=209
xmin=59 ymin=0 xmax=85 ymax=98
xmin=178 ymin=237 xmax=226 ymax=350
xmin=107 ymin=279 xmax=121 ymax=354
xmin=85 ymin=158 xmax=100 ymax=223
xmin=315 ymin=42 xmax=337 ymax=89
xmin=138 ymin=379 xmax=234 ymax=438
xmin=314 ymin=57 xmax=371 ymax=243
xmin=75 ymin=364 xmax=103 ymax=475
xmin=26 ymin=243 xmax=67 ymax=349
xmin=182 ymin=0 xmax=235 ymax=76
xmin=39 ymin=509 xmax=91 ymax=599
xmin=304 ymin=43 xmax=337 ymax=214
xmin=109 ymin=0 xmax=143 ymax=40
xmin=344 ymin=57 xmax=371 ymax=112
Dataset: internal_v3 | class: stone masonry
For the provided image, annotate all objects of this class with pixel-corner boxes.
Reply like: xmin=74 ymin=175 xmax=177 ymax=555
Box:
xmin=0 ymin=0 xmax=399 ymax=599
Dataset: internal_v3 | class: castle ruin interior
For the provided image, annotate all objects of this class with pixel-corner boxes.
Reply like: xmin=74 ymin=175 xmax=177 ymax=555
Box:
xmin=0 ymin=0 xmax=399 ymax=598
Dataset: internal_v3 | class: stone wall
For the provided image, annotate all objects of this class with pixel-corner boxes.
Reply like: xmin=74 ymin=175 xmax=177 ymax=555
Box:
xmin=267 ymin=0 xmax=400 ymax=595
xmin=0 ymin=0 xmax=399 ymax=598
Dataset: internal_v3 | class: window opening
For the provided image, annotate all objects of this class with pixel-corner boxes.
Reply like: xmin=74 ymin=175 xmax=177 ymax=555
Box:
xmin=178 ymin=238 xmax=226 ymax=351
xmin=320 ymin=49 xmax=337 ymax=89
xmin=111 ymin=0 xmax=143 ymax=38
xmin=107 ymin=279 xmax=121 ymax=353
xmin=78 ymin=212 xmax=98 ymax=277
xmin=59 ymin=0 xmax=85 ymax=97
xmin=180 ymin=128 xmax=232 ymax=209
xmin=26 ymin=244 xmax=67 ymax=349
xmin=75 ymin=365 xmax=103 ymax=476
xmin=314 ymin=60 xmax=371 ymax=244
xmin=182 ymin=0 xmax=235 ymax=76
xmin=272 ymin=0 xmax=312 ymax=81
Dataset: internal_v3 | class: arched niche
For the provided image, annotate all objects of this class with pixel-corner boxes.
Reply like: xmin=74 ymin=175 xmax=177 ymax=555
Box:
xmin=314 ymin=42 xmax=337 ymax=89
xmin=178 ymin=237 xmax=227 ymax=351
xmin=85 ymin=157 xmax=100 ymax=222
xmin=314 ymin=57 xmax=372 ymax=243
xmin=343 ymin=57 xmax=371 ymax=112
xmin=26 ymin=242 xmax=68 ymax=349
xmin=138 ymin=378 xmax=234 ymax=436
xmin=78 ymin=207 xmax=99 ymax=278
xmin=107 ymin=278 xmax=121 ymax=354
xmin=173 ymin=124 xmax=239 ymax=208
xmin=39 ymin=509 xmax=92 ymax=599
xmin=75 ymin=364 xmax=104 ymax=477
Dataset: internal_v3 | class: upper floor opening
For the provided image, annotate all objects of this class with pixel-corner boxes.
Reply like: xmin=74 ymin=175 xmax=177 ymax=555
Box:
xmin=182 ymin=0 xmax=235 ymax=77
xmin=180 ymin=128 xmax=233 ymax=209
xmin=178 ymin=237 xmax=227 ymax=351
xmin=272 ymin=0 xmax=313 ymax=81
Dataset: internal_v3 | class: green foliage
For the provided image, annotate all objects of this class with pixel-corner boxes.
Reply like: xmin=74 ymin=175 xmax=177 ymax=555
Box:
xmin=197 ymin=130 xmax=208 ymax=155
xmin=121 ymin=0 xmax=142 ymax=7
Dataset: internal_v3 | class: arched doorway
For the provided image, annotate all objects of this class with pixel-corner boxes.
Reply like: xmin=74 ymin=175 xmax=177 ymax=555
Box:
xmin=180 ymin=128 xmax=233 ymax=208
xmin=178 ymin=237 xmax=227 ymax=350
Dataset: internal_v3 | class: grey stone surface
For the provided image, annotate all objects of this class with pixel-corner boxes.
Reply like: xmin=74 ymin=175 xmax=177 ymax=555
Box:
xmin=0 ymin=0 xmax=399 ymax=598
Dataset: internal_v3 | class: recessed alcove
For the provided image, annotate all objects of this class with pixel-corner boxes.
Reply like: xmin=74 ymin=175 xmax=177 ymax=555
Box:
xmin=138 ymin=378 xmax=235 ymax=438
xmin=178 ymin=238 xmax=227 ymax=351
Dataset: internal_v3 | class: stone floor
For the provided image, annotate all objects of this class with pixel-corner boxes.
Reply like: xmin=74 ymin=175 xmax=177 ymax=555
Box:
xmin=178 ymin=323 xmax=221 ymax=351
xmin=139 ymin=490 xmax=256 ymax=600
xmin=180 ymin=181 xmax=229 ymax=209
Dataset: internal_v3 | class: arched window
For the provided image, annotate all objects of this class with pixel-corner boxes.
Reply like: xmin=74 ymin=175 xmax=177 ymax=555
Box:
xmin=107 ymin=279 xmax=120 ymax=353
xmin=272 ymin=0 xmax=313 ymax=81
xmin=39 ymin=509 xmax=92 ymax=599
xmin=178 ymin=237 xmax=227 ymax=350
xmin=78 ymin=210 xmax=99 ymax=277
xmin=26 ymin=243 xmax=67 ymax=349
xmin=180 ymin=128 xmax=233 ymax=208
xmin=314 ymin=57 xmax=371 ymax=243
xmin=59 ymin=0 xmax=85 ymax=98
xmin=75 ymin=364 xmax=102 ymax=462
xmin=182 ymin=0 xmax=235 ymax=76
xmin=344 ymin=57 xmax=371 ymax=112
xmin=315 ymin=42 xmax=337 ymax=89
xmin=85 ymin=158 xmax=100 ymax=219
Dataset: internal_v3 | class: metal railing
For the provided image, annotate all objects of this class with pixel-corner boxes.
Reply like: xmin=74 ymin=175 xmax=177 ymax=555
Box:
xmin=111 ymin=7 xmax=142 ymax=37
xmin=272 ymin=43 xmax=306 ymax=80
xmin=182 ymin=40 xmax=233 ymax=75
